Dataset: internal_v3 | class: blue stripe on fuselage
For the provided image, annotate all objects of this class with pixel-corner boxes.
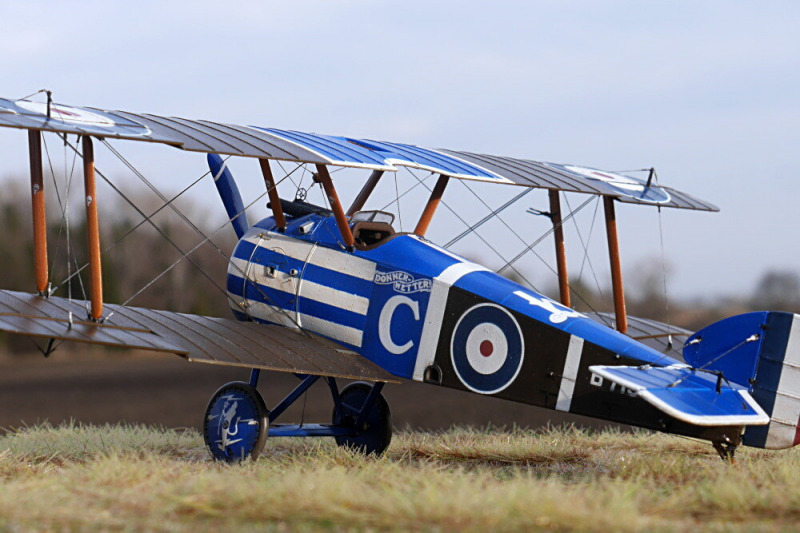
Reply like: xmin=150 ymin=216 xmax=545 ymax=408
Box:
xmin=231 ymin=240 xmax=374 ymax=296
xmin=229 ymin=274 xmax=367 ymax=331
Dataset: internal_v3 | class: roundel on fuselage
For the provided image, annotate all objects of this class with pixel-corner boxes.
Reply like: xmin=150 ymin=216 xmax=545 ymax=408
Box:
xmin=450 ymin=303 xmax=524 ymax=394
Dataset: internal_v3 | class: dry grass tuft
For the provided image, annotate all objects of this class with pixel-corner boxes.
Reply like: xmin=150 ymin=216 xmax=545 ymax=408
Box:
xmin=0 ymin=423 xmax=798 ymax=531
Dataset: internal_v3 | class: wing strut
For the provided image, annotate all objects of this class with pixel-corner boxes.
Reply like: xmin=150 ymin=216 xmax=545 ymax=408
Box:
xmin=82 ymin=136 xmax=104 ymax=321
xmin=414 ymin=174 xmax=450 ymax=237
xmin=549 ymin=190 xmax=571 ymax=307
xmin=347 ymin=170 xmax=384 ymax=216
xmin=314 ymin=164 xmax=355 ymax=248
xmin=28 ymin=130 xmax=49 ymax=295
xmin=259 ymin=159 xmax=287 ymax=231
xmin=603 ymin=196 xmax=627 ymax=333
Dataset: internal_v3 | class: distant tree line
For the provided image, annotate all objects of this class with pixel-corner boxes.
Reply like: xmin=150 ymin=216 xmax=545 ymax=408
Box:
xmin=1 ymin=177 xmax=799 ymax=353
xmin=0 ymin=178 xmax=234 ymax=354
xmin=562 ymin=259 xmax=800 ymax=332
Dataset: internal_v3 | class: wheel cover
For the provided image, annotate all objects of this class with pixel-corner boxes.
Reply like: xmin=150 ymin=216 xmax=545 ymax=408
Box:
xmin=204 ymin=382 xmax=268 ymax=463
xmin=333 ymin=382 xmax=392 ymax=455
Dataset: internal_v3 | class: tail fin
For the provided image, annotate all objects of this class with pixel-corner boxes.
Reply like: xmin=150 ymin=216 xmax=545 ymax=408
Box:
xmin=683 ymin=312 xmax=800 ymax=449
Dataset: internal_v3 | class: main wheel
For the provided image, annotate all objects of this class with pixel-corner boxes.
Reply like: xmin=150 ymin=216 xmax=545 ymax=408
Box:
xmin=333 ymin=382 xmax=392 ymax=455
xmin=203 ymin=381 xmax=268 ymax=463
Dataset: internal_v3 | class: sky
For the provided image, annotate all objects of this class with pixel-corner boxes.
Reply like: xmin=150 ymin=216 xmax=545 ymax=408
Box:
xmin=0 ymin=1 xmax=798 ymax=302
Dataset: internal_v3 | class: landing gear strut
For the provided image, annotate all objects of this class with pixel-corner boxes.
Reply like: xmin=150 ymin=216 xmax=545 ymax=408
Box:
xmin=202 ymin=371 xmax=392 ymax=461
xmin=333 ymin=381 xmax=392 ymax=455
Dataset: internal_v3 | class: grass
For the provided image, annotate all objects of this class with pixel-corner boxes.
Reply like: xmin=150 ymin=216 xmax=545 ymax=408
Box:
xmin=0 ymin=424 xmax=798 ymax=531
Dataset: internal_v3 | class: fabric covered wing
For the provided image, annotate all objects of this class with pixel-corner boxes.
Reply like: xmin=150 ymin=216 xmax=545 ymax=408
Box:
xmin=0 ymin=290 xmax=397 ymax=382
xmin=0 ymin=96 xmax=716 ymax=211
xmin=590 ymin=364 xmax=769 ymax=426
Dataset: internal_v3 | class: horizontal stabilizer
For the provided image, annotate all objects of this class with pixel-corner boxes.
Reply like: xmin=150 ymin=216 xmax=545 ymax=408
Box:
xmin=590 ymin=364 xmax=769 ymax=426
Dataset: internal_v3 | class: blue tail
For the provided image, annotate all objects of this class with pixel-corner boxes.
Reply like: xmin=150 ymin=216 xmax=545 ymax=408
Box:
xmin=683 ymin=312 xmax=800 ymax=449
xmin=208 ymin=153 xmax=249 ymax=239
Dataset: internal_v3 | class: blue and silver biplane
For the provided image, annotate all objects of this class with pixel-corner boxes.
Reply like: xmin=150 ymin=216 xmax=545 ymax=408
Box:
xmin=0 ymin=93 xmax=797 ymax=462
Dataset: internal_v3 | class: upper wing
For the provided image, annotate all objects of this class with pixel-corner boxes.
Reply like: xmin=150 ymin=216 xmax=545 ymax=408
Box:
xmin=0 ymin=97 xmax=716 ymax=211
xmin=0 ymin=289 xmax=397 ymax=383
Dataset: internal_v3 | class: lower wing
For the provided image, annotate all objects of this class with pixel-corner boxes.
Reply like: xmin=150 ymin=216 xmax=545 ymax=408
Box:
xmin=0 ymin=289 xmax=397 ymax=383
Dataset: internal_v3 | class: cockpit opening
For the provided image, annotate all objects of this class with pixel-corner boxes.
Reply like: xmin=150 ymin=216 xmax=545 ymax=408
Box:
xmin=350 ymin=210 xmax=396 ymax=249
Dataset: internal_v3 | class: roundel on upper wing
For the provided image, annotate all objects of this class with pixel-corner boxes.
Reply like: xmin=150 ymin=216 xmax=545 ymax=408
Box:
xmin=14 ymin=101 xmax=152 ymax=136
xmin=546 ymin=163 xmax=671 ymax=204
xmin=16 ymin=100 xmax=117 ymax=127
xmin=450 ymin=303 xmax=524 ymax=394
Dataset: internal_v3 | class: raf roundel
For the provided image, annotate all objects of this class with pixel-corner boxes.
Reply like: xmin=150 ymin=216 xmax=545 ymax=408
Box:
xmin=450 ymin=303 xmax=524 ymax=394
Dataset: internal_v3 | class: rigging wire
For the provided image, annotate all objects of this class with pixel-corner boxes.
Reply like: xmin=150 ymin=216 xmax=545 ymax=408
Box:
xmin=496 ymin=195 xmax=595 ymax=277
xmin=459 ymin=181 xmax=554 ymax=276
xmin=657 ymin=205 xmax=673 ymax=348
xmin=112 ymin=188 xmax=270 ymax=312
xmin=444 ymin=188 xmax=532 ymax=249
xmin=53 ymin=162 xmax=217 ymax=292
xmin=57 ymin=139 xmax=233 ymax=305
xmin=41 ymin=133 xmax=88 ymax=305
xmin=566 ymin=194 xmax=607 ymax=306
xmin=409 ymin=171 xmax=543 ymax=292
xmin=393 ymin=171 xmax=403 ymax=232
xmin=15 ymin=89 xmax=49 ymax=102
xmin=54 ymin=149 xmax=302 ymax=295
xmin=58 ymin=139 xmax=307 ymax=331
xmin=435 ymin=184 xmax=606 ymax=314
xmin=378 ymin=172 xmax=435 ymax=212
xmin=41 ymin=133 xmax=68 ymax=290
xmin=573 ymin=196 xmax=600 ymax=281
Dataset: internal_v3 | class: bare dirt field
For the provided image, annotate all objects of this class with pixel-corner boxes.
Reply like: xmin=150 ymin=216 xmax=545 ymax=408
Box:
xmin=0 ymin=351 xmax=612 ymax=433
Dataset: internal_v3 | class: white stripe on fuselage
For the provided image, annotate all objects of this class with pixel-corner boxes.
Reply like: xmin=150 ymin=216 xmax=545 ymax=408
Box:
xmin=242 ymin=297 xmax=364 ymax=348
xmin=413 ymin=261 xmax=490 ymax=381
xmin=229 ymin=257 xmax=370 ymax=316
xmin=241 ymin=229 xmax=376 ymax=281
xmin=555 ymin=336 xmax=584 ymax=412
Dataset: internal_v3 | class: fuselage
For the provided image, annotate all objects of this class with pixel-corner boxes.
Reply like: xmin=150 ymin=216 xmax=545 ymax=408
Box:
xmin=225 ymin=209 xmax=733 ymax=442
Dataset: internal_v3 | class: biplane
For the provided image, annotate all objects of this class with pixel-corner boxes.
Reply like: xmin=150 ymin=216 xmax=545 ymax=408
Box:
xmin=0 ymin=92 xmax=797 ymax=462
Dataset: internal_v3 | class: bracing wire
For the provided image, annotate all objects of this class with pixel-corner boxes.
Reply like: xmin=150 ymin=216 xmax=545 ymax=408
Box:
xmin=393 ymin=172 xmax=403 ymax=232
xmin=15 ymin=89 xmax=49 ymax=102
xmin=566 ymin=194 xmax=607 ymax=306
xmin=496 ymin=195 xmax=595 ymax=277
xmin=378 ymin=172 xmax=435 ymax=212
xmin=53 ymin=162 xmax=217 ymax=292
xmin=409 ymin=171 xmax=543 ymax=292
xmin=573 ymin=196 xmax=600 ymax=281
xmin=57 ymin=139 xmax=233 ymax=304
xmin=459 ymin=180 xmax=554 ymax=276
xmin=444 ymin=188 xmax=532 ymax=249
xmin=54 ymin=147 xmax=302 ymax=294
xmin=57 ymin=139 xmax=308 ymax=331
xmin=41 ymin=133 xmax=87 ymax=305
xmin=657 ymin=206 xmax=673 ymax=343
xmin=112 ymin=189 xmax=270 ymax=311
